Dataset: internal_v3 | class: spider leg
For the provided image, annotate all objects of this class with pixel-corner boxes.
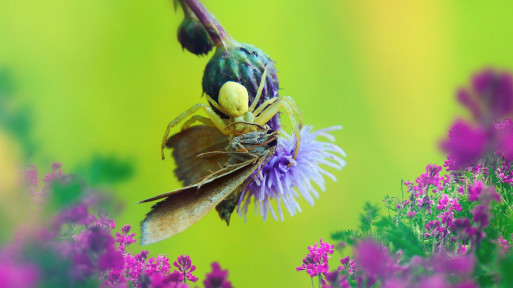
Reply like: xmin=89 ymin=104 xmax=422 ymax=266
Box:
xmin=206 ymin=95 xmax=228 ymax=115
xmin=248 ymin=66 xmax=269 ymax=112
xmin=253 ymin=98 xmax=278 ymax=117
xmin=181 ymin=115 xmax=216 ymax=131
xmin=281 ymin=96 xmax=303 ymax=128
xmin=161 ymin=103 xmax=229 ymax=160
xmin=254 ymin=99 xmax=301 ymax=164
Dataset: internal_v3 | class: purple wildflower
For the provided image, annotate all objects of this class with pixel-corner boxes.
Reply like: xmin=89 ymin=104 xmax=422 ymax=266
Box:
xmin=437 ymin=194 xmax=462 ymax=212
xmin=433 ymin=252 xmax=475 ymax=276
xmin=457 ymin=69 xmax=513 ymax=123
xmin=173 ymin=255 xmax=198 ymax=283
xmin=495 ymin=118 xmax=513 ymax=163
xmin=42 ymin=162 xmax=63 ymax=183
xmin=0 ymin=258 xmax=39 ymax=288
xmin=441 ymin=121 xmax=487 ymax=170
xmin=497 ymin=236 xmax=511 ymax=252
xmin=354 ymin=240 xmax=396 ymax=278
xmin=297 ymin=239 xmax=334 ymax=278
xmin=417 ymin=164 xmax=443 ymax=189
xmin=203 ymin=262 xmax=233 ymax=288
xmin=116 ymin=224 xmax=137 ymax=253
xmin=238 ymin=125 xmax=346 ymax=220
xmin=468 ymin=181 xmax=483 ymax=202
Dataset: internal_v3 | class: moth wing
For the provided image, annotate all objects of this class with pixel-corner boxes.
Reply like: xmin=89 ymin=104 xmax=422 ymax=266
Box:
xmin=166 ymin=125 xmax=230 ymax=186
xmin=140 ymin=158 xmax=263 ymax=245
xmin=138 ymin=158 xmax=255 ymax=204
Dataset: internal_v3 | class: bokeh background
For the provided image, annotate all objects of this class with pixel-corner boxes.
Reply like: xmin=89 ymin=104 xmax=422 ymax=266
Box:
xmin=1 ymin=0 xmax=513 ymax=287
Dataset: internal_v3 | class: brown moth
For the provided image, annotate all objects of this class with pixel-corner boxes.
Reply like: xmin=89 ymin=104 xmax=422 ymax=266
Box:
xmin=139 ymin=126 xmax=277 ymax=245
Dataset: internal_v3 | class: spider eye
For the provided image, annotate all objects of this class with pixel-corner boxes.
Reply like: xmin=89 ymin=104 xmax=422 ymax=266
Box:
xmin=219 ymin=81 xmax=249 ymax=117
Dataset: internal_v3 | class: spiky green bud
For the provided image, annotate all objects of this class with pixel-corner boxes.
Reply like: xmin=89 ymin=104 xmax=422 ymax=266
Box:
xmin=177 ymin=16 xmax=214 ymax=55
xmin=202 ymin=42 xmax=280 ymax=129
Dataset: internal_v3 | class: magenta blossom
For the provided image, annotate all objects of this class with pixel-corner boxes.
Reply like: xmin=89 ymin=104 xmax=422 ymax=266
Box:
xmin=297 ymin=239 xmax=335 ymax=278
xmin=173 ymin=255 xmax=198 ymax=283
xmin=203 ymin=262 xmax=233 ymax=288
xmin=441 ymin=121 xmax=487 ymax=171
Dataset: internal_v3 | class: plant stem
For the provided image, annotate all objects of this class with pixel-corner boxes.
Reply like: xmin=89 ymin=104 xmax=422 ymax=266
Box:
xmin=181 ymin=0 xmax=232 ymax=47
xmin=311 ymin=277 xmax=314 ymax=288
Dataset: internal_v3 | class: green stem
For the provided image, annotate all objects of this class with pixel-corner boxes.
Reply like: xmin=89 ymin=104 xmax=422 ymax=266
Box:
xmin=311 ymin=277 xmax=314 ymax=288
xmin=181 ymin=0 xmax=233 ymax=47
xmin=422 ymin=208 xmax=426 ymax=250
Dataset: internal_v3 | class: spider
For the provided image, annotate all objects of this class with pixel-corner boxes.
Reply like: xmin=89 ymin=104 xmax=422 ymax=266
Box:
xmin=160 ymin=67 xmax=303 ymax=163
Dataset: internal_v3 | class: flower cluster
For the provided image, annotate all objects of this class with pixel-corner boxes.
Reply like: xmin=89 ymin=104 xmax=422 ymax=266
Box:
xmin=297 ymin=68 xmax=513 ymax=288
xmin=297 ymin=239 xmax=335 ymax=284
xmin=0 ymin=163 xmax=232 ymax=288
xmin=442 ymin=69 xmax=513 ymax=171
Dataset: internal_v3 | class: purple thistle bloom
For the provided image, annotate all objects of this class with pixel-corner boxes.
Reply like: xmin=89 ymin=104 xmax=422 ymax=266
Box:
xmin=238 ymin=125 xmax=346 ymax=220
xmin=203 ymin=262 xmax=233 ymax=288
xmin=173 ymin=255 xmax=198 ymax=283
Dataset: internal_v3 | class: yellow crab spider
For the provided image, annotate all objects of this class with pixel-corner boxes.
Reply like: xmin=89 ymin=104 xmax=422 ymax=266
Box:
xmin=161 ymin=67 xmax=303 ymax=162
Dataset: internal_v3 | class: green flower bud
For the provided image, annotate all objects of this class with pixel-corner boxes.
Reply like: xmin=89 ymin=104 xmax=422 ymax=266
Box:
xmin=177 ymin=15 xmax=213 ymax=55
xmin=202 ymin=42 xmax=280 ymax=129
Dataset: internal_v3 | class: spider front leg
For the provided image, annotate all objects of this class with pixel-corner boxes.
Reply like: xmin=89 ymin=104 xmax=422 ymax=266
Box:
xmin=281 ymin=96 xmax=303 ymax=128
xmin=254 ymin=99 xmax=302 ymax=164
xmin=161 ymin=103 xmax=229 ymax=160
xmin=181 ymin=115 xmax=216 ymax=131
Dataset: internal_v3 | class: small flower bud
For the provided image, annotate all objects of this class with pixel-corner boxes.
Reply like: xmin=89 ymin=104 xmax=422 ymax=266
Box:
xmin=177 ymin=16 xmax=213 ymax=55
xmin=202 ymin=42 xmax=280 ymax=129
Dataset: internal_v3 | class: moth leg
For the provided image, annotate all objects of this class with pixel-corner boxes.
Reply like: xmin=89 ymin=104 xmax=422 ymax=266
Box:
xmin=161 ymin=103 xmax=229 ymax=160
xmin=253 ymin=98 xmax=278 ymax=117
xmin=255 ymin=99 xmax=301 ymax=164
xmin=181 ymin=115 xmax=216 ymax=131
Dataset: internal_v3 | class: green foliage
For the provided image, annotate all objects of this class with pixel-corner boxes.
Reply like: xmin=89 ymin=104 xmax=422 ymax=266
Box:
xmin=49 ymin=175 xmax=86 ymax=208
xmin=374 ymin=217 xmax=424 ymax=258
xmin=499 ymin=254 xmax=513 ymax=287
xmin=82 ymin=155 xmax=134 ymax=185
xmin=0 ymin=69 xmax=36 ymax=157
xmin=358 ymin=202 xmax=380 ymax=235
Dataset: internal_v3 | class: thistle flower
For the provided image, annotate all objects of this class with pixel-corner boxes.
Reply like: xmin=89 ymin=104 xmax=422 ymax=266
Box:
xmin=238 ymin=126 xmax=346 ymax=220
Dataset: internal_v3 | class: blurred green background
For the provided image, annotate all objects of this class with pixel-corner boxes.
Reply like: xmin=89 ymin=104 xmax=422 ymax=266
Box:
xmin=2 ymin=0 xmax=513 ymax=287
